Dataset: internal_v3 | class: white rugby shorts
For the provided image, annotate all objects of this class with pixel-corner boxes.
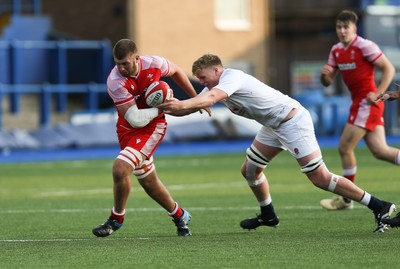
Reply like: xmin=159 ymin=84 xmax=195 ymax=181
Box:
xmin=255 ymin=106 xmax=320 ymax=159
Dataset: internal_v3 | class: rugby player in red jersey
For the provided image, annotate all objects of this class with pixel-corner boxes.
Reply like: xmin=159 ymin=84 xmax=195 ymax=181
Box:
xmin=92 ymin=39 xmax=204 ymax=237
xmin=320 ymin=10 xmax=400 ymax=211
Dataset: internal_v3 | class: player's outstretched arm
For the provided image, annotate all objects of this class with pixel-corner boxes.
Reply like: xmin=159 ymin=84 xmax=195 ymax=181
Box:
xmin=159 ymin=89 xmax=226 ymax=114
xmin=159 ymin=98 xmax=201 ymax=117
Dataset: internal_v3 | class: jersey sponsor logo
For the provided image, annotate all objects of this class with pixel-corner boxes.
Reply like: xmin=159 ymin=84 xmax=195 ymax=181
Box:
xmin=338 ymin=62 xmax=356 ymax=70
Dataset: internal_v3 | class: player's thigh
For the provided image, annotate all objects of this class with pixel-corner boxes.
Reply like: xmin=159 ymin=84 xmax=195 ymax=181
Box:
xmin=364 ymin=125 xmax=389 ymax=153
xmin=253 ymin=130 xmax=284 ymax=160
xmin=339 ymin=123 xmax=366 ymax=150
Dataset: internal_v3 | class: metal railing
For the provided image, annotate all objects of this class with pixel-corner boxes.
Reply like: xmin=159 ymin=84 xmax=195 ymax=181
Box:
xmin=0 ymin=39 xmax=112 ymax=115
xmin=0 ymin=0 xmax=42 ymax=15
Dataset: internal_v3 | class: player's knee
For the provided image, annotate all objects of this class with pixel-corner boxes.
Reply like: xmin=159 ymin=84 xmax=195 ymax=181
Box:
xmin=369 ymin=149 xmax=386 ymax=161
xmin=240 ymin=164 xmax=247 ymax=178
xmin=246 ymin=173 xmax=266 ymax=187
xmin=242 ymin=162 xmax=263 ymax=186
xmin=133 ymin=156 xmax=155 ymax=179
xmin=337 ymin=144 xmax=349 ymax=157
xmin=306 ymin=167 xmax=337 ymax=191
xmin=242 ymin=158 xmax=266 ymax=187
xmin=112 ymin=159 xmax=132 ymax=180
xmin=243 ymin=146 xmax=269 ymax=186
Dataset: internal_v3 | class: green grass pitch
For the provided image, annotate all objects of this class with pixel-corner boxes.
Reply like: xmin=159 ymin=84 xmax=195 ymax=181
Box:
xmin=1 ymin=147 xmax=400 ymax=268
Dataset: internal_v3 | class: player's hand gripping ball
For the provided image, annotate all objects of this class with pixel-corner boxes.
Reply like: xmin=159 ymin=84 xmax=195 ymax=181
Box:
xmin=145 ymin=81 xmax=173 ymax=107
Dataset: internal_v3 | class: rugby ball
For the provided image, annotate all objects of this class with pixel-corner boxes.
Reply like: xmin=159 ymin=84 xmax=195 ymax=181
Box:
xmin=145 ymin=81 xmax=173 ymax=107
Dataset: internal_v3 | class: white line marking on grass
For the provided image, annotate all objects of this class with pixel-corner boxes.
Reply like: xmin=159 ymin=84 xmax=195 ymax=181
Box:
xmin=3 ymin=209 xmax=90 ymax=214
xmin=37 ymin=188 xmax=112 ymax=197
xmin=35 ymin=181 xmax=247 ymax=197
xmin=0 ymin=237 xmax=150 ymax=243
xmin=167 ymin=181 xmax=246 ymax=191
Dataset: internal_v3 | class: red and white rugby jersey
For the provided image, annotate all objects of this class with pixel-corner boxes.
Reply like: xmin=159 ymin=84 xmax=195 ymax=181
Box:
xmin=327 ymin=35 xmax=382 ymax=101
xmin=107 ymin=55 xmax=170 ymax=131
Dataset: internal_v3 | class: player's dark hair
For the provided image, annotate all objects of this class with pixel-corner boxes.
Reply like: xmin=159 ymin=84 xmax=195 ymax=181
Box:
xmin=113 ymin=39 xmax=138 ymax=59
xmin=192 ymin=54 xmax=223 ymax=75
xmin=336 ymin=10 xmax=358 ymax=24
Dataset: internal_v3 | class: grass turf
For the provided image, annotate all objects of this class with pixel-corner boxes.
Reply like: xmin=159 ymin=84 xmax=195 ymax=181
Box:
xmin=1 ymin=147 xmax=400 ymax=268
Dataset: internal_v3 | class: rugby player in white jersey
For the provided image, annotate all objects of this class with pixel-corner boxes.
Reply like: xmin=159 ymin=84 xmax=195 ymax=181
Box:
xmin=159 ymin=53 xmax=396 ymax=233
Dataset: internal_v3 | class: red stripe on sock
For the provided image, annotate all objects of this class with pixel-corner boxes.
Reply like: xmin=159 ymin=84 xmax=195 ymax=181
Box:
xmin=172 ymin=207 xmax=183 ymax=220
xmin=111 ymin=210 xmax=125 ymax=224
xmin=343 ymin=174 xmax=355 ymax=183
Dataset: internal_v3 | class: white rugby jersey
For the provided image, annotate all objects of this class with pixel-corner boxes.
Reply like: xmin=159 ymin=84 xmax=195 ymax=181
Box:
xmin=203 ymin=68 xmax=300 ymax=128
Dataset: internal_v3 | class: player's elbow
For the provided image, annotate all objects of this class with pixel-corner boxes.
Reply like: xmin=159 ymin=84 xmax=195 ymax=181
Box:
xmin=124 ymin=105 xmax=159 ymax=128
xmin=382 ymin=62 xmax=396 ymax=79
xmin=206 ymin=90 xmax=226 ymax=106
xmin=124 ymin=115 xmax=148 ymax=128
xmin=389 ymin=65 xmax=396 ymax=78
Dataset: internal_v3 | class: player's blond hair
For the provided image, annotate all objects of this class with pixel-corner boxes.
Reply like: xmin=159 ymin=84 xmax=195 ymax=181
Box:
xmin=192 ymin=54 xmax=223 ymax=75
